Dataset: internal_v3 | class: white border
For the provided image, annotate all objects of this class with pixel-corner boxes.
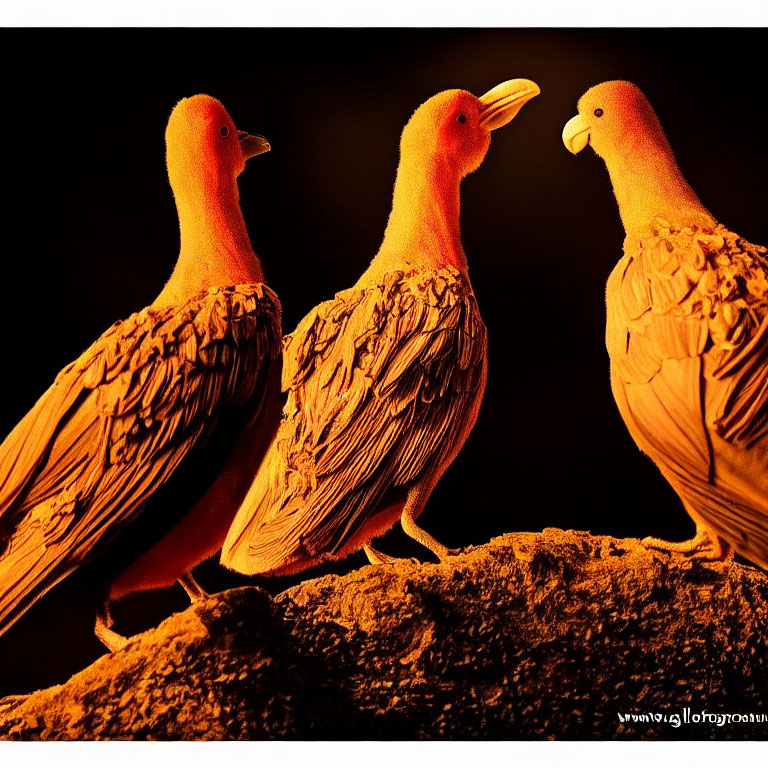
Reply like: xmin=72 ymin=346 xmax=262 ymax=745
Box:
xmin=1 ymin=0 xmax=767 ymax=27
xmin=1 ymin=740 xmax=766 ymax=768
xmin=0 ymin=6 xmax=764 ymax=765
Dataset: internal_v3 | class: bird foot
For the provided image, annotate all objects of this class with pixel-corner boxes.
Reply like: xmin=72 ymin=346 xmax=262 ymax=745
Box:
xmin=429 ymin=543 xmax=462 ymax=563
xmin=641 ymin=528 xmax=731 ymax=562
xmin=364 ymin=543 xmax=461 ymax=566
xmin=178 ymin=571 xmax=210 ymax=603
xmin=363 ymin=544 xmax=420 ymax=566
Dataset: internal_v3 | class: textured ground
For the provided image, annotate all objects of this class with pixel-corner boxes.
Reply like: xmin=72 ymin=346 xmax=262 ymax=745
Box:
xmin=0 ymin=528 xmax=766 ymax=739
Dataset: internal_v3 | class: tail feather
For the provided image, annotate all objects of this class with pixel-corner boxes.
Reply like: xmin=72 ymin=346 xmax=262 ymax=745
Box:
xmin=220 ymin=441 xmax=286 ymax=574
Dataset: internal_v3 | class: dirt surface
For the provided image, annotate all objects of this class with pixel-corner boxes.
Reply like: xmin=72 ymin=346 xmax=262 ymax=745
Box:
xmin=0 ymin=528 xmax=766 ymax=739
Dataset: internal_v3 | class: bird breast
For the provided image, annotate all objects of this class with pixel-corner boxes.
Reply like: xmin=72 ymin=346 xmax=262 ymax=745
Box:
xmin=607 ymin=219 xmax=768 ymax=389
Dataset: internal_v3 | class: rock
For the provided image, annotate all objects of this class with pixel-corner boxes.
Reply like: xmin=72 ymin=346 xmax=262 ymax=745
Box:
xmin=0 ymin=528 xmax=766 ymax=739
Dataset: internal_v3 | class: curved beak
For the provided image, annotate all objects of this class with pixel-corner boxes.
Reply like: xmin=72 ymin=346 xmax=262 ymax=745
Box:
xmin=239 ymin=131 xmax=271 ymax=160
xmin=562 ymin=115 xmax=591 ymax=154
xmin=478 ymin=78 xmax=540 ymax=131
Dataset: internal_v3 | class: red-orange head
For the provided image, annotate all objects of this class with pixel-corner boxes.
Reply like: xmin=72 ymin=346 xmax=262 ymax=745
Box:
xmin=165 ymin=94 xmax=270 ymax=194
xmin=399 ymin=79 xmax=540 ymax=180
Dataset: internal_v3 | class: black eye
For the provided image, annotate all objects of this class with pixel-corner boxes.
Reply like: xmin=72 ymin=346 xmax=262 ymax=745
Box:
xmin=457 ymin=114 xmax=467 ymax=123
xmin=593 ymin=108 xmax=604 ymax=118
xmin=219 ymin=125 xmax=230 ymax=137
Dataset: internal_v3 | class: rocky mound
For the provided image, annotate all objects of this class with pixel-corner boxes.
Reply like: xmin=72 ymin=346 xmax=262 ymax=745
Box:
xmin=0 ymin=528 xmax=766 ymax=739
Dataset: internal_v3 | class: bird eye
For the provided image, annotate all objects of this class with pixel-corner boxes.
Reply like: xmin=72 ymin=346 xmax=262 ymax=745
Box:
xmin=593 ymin=108 xmax=604 ymax=118
xmin=457 ymin=114 xmax=467 ymax=124
xmin=219 ymin=125 xmax=230 ymax=137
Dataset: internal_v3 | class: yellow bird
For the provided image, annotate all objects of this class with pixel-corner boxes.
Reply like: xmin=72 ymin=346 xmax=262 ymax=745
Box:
xmin=563 ymin=80 xmax=768 ymax=568
xmin=0 ymin=95 xmax=281 ymax=650
xmin=222 ymin=79 xmax=540 ymax=576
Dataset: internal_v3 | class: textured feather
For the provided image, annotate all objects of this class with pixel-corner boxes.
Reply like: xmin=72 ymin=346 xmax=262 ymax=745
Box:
xmin=0 ymin=282 xmax=281 ymax=633
xmin=222 ymin=266 xmax=487 ymax=575
xmin=608 ymin=218 xmax=768 ymax=567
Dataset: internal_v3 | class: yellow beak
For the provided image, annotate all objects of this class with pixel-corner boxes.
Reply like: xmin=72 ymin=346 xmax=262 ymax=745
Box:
xmin=239 ymin=131 xmax=271 ymax=160
xmin=478 ymin=78 xmax=540 ymax=131
xmin=562 ymin=114 xmax=591 ymax=154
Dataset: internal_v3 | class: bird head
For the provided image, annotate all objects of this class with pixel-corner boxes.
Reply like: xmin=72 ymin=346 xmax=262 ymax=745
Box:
xmin=561 ymin=80 xmax=715 ymax=235
xmin=562 ymin=80 xmax=667 ymax=161
xmin=165 ymin=94 xmax=270 ymax=188
xmin=400 ymin=79 xmax=540 ymax=180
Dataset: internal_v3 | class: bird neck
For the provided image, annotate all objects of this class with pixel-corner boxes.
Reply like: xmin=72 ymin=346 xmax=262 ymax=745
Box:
xmin=605 ymin=135 xmax=716 ymax=239
xmin=153 ymin=174 xmax=264 ymax=308
xmin=357 ymin=153 xmax=466 ymax=288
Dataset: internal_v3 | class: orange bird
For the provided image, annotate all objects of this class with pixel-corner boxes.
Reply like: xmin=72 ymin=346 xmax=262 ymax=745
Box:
xmin=563 ymin=81 xmax=768 ymax=569
xmin=0 ymin=95 xmax=282 ymax=650
xmin=222 ymin=79 xmax=540 ymax=576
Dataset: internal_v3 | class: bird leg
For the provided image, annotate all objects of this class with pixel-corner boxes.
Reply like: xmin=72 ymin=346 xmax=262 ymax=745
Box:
xmin=178 ymin=571 xmax=209 ymax=603
xmin=642 ymin=523 xmax=732 ymax=561
xmin=94 ymin=602 xmax=129 ymax=653
xmin=400 ymin=479 xmax=458 ymax=562
xmin=93 ymin=572 xmax=209 ymax=653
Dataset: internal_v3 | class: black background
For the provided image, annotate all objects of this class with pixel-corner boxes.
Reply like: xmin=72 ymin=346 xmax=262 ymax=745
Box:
xmin=0 ymin=28 xmax=765 ymax=699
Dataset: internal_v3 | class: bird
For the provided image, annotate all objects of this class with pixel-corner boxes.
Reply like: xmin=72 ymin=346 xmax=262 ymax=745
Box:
xmin=221 ymin=79 xmax=540 ymax=576
xmin=562 ymin=80 xmax=768 ymax=569
xmin=0 ymin=94 xmax=282 ymax=651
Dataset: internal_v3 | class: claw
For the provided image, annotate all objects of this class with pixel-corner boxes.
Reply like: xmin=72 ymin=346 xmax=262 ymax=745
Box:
xmin=364 ymin=542 xmax=460 ymax=566
xmin=363 ymin=544 xmax=421 ymax=566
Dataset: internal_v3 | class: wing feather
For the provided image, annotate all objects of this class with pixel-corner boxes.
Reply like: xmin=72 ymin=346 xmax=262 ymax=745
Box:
xmin=0 ymin=283 xmax=281 ymax=632
xmin=222 ymin=267 xmax=487 ymax=574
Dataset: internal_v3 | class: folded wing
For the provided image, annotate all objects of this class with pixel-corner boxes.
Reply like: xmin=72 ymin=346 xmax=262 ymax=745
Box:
xmin=222 ymin=267 xmax=487 ymax=575
xmin=0 ymin=283 xmax=281 ymax=632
